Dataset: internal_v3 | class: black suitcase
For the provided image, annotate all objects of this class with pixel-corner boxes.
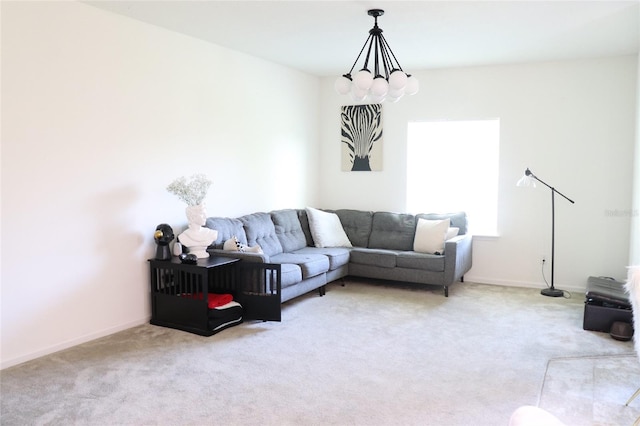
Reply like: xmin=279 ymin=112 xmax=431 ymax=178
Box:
xmin=583 ymin=276 xmax=632 ymax=332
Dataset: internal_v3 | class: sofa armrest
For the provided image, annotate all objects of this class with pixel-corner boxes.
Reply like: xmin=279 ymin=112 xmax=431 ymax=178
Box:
xmin=207 ymin=248 xmax=269 ymax=263
xmin=443 ymin=234 xmax=473 ymax=285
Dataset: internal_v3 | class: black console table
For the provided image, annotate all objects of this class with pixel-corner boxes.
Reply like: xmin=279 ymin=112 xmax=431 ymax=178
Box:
xmin=149 ymin=256 xmax=282 ymax=335
xmin=149 ymin=256 xmax=239 ymax=336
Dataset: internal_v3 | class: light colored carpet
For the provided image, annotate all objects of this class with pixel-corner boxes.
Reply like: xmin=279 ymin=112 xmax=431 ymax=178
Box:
xmin=540 ymin=354 xmax=640 ymax=426
xmin=0 ymin=280 xmax=636 ymax=425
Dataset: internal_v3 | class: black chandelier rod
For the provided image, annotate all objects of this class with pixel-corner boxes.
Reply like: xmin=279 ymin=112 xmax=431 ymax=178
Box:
xmin=379 ymin=33 xmax=404 ymax=72
xmin=375 ymin=35 xmax=390 ymax=78
xmin=344 ymin=11 xmax=404 ymax=80
xmin=373 ymin=34 xmax=381 ymax=76
xmin=345 ymin=34 xmax=373 ymax=77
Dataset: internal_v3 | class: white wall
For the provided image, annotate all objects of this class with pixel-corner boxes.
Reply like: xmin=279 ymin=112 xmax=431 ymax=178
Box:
xmin=319 ymin=56 xmax=637 ymax=292
xmin=1 ymin=2 xmax=320 ymax=369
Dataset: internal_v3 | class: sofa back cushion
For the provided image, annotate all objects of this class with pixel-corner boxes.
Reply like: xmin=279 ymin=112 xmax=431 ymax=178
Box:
xmin=271 ymin=209 xmax=307 ymax=252
xmin=239 ymin=212 xmax=283 ymax=257
xmin=334 ymin=209 xmax=373 ymax=248
xmin=416 ymin=211 xmax=468 ymax=235
xmin=368 ymin=212 xmax=416 ymax=251
xmin=205 ymin=217 xmax=247 ymax=249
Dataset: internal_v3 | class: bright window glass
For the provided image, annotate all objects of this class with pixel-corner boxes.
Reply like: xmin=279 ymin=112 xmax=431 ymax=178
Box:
xmin=407 ymin=119 xmax=500 ymax=236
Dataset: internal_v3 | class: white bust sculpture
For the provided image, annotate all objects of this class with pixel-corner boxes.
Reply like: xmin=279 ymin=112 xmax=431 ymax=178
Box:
xmin=178 ymin=204 xmax=218 ymax=258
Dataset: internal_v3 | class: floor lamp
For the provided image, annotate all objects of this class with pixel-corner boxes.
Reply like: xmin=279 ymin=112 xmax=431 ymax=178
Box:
xmin=517 ymin=168 xmax=575 ymax=297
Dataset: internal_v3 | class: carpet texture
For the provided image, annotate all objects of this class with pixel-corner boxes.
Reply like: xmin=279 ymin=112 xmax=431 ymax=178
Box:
xmin=0 ymin=280 xmax=636 ymax=425
xmin=540 ymin=354 xmax=640 ymax=425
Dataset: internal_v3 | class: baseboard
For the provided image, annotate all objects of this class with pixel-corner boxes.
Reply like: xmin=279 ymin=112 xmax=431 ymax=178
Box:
xmin=464 ymin=275 xmax=586 ymax=294
xmin=1 ymin=317 xmax=150 ymax=370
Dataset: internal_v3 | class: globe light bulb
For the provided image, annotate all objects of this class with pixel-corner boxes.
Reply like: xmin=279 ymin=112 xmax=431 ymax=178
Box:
xmin=353 ymin=69 xmax=374 ymax=91
xmin=405 ymin=75 xmax=419 ymax=96
xmin=370 ymin=76 xmax=389 ymax=97
xmin=388 ymin=69 xmax=408 ymax=91
xmin=387 ymin=88 xmax=405 ymax=100
xmin=368 ymin=94 xmax=386 ymax=104
xmin=350 ymin=85 xmax=367 ymax=102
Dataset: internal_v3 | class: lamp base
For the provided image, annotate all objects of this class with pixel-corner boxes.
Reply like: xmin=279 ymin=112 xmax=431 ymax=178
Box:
xmin=541 ymin=287 xmax=564 ymax=297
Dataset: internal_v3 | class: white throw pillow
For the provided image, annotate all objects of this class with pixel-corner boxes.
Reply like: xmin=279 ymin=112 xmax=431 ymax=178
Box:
xmin=413 ymin=218 xmax=451 ymax=254
xmin=445 ymin=227 xmax=460 ymax=241
xmin=306 ymin=207 xmax=352 ymax=248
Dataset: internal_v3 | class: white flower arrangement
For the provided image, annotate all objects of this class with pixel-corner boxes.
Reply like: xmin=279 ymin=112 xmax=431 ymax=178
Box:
xmin=167 ymin=174 xmax=212 ymax=206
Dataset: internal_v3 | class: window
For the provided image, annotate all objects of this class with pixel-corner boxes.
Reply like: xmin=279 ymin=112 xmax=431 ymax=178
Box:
xmin=407 ymin=119 xmax=500 ymax=236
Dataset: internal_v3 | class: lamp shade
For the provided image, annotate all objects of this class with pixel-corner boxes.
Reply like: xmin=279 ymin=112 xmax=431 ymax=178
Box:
xmin=516 ymin=174 xmax=536 ymax=187
xmin=516 ymin=169 xmax=536 ymax=187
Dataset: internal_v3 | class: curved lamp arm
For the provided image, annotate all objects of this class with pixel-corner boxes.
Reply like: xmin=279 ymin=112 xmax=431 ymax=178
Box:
xmin=517 ymin=168 xmax=575 ymax=204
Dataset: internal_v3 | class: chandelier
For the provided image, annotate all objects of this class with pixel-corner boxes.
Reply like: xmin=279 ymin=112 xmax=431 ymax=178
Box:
xmin=334 ymin=9 xmax=419 ymax=103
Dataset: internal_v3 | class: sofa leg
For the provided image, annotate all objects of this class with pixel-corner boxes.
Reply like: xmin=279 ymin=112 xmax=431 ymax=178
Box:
xmin=461 ymin=275 xmax=464 ymax=283
xmin=444 ymin=286 xmax=449 ymax=297
xmin=318 ymin=286 xmax=326 ymax=297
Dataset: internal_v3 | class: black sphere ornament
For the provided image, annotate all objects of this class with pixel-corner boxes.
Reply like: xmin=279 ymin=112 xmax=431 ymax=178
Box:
xmin=179 ymin=253 xmax=198 ymax=264
xmin=154 ymin=223 xmax=174 ymax=260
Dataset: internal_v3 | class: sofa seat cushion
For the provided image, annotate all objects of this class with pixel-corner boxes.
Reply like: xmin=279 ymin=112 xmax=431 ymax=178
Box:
xmin=277 ymin=263 xmax=303 ymax=290
xmin=270 ymin=253 xmax=330 ymax=279
xmin=349 ymin=248 xmax=397 ymax=268
xmin=396 ymin=251 xmax=445 ymax=272
xmin=293 ymin=247 xmax=350 ymax=271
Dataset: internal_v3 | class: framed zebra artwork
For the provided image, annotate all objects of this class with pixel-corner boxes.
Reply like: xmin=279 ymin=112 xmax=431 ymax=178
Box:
xmin=340 ymin=104 xmax=383 ymax=171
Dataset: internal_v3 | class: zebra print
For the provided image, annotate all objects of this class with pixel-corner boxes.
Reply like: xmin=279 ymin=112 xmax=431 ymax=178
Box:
xmin=341 ymin=104 xmax=383 ymax=171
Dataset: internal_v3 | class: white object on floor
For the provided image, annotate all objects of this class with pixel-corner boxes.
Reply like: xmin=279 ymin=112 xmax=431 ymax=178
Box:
xmin=624 ymin=265 xmax=640 ymax=419
xmin=508 ymin=405 xmax=566 ymax=426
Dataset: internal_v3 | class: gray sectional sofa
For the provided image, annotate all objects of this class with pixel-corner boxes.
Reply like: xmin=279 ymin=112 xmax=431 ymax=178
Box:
xmin=203 ymin=209 xmax=472 ymax=302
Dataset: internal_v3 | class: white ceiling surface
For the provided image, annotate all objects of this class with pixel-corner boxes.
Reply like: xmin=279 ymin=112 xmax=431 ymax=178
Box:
xmin=86 ymin=1 xmax=640 ymax=77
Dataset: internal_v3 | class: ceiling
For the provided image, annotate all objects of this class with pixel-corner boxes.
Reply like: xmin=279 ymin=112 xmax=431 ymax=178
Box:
xmin=86 ymin=1 xmax=640 ymax=77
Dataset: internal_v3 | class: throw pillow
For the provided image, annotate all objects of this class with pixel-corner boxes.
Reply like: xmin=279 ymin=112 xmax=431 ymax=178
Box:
xmin=445 ymin=227 xmax=460 ymax=241
xmin=305 ymin=207 xmax=352 ymax=248
xmin=413 ymin=218 xmax=451 ymax=254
